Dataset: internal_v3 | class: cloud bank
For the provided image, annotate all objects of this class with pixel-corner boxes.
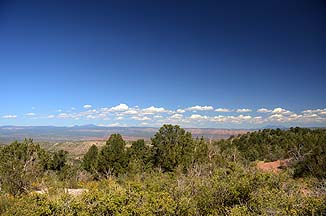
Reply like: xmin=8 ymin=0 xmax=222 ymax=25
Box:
xmin=2 ymin=105 xmax=326 ymax=128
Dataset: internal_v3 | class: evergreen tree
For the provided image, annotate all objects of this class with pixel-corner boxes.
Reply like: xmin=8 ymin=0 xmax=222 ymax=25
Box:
xmin=194 ymin=137 xmax=209 ymax=164
xmin=152 ymin=124 xmax=194 ymax=171
xmin=97 ymin=134 xmax=127 ymax=177
xmin=0 ymin=139 xmax=42 ymax=195
xmin=50 ymin=150 xmax=68 ymax=171
xmin=127 ymin=139 xmax=153 ymax=173
xmin=82 ymin=144 xmax=98 ymax=173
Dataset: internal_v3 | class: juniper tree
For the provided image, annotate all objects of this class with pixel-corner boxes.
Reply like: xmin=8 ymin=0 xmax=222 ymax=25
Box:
xmin=152 ymin=124 xmax=194 ymax=171
xmin=82 ymin=144 xmax=98 ymax=174
xmin=97 ymin=134 xmax=127 ymax=177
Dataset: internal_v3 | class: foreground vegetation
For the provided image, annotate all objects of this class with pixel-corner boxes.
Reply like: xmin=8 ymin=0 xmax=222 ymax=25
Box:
xmin=0 ymin=125 xmax=325 ymax=215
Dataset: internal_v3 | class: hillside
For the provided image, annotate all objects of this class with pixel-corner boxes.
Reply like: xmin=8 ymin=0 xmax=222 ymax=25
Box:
xmin=0 ymin=125 xmax=325 ymax=215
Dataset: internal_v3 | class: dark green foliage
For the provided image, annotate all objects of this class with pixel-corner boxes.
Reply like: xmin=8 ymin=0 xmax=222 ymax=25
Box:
xmin=38 ymin=148 xmax=53 ymax=170
xmin=293 ymin=137 xmax=326 ymax=179
xmin=216 ymin=127 xmax=326 ymax=179
xmin=57 ymin=164 xmax=79 ymax=188
xmin=127 ymin=139 xmax=153 ymax=173
xmin=193 ymin=137 xmax=209 ymax=164
xmin=38 ymin=149 xmax=68 ymax=172
xmin=50 ymin=150 xmax=68 ymax=171
xmin=82 ymin=144 xmax=98 ymax=173
xmin=0 ymin=139 xmax=42 ymax=195
xmin=0 ymin=139 xmax=71 ymax=195
xmin=152 ymin=124 xmax=194 ymax=171
xmin=128 ymin=139 xmax=148 ymax=160
xmin=97 ymin=134 xmax=128 ymax=177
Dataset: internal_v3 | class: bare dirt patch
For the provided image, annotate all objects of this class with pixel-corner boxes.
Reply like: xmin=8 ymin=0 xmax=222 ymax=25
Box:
xmin=257 ymin=159 xmax=291 ymax=173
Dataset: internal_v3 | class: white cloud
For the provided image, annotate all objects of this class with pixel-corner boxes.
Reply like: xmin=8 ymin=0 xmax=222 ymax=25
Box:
xmin=98 ymin=113 xmax=106 ymax=118
xmin=123 ymin=110 xmax=138 ymax=115
xmin=289 ymin=114 xmax=300 ymax=118
xmin=170 ymin=114 xmax=183 ymax=119
xmin=236 ymin=108 xmax=252 ymax=113
xmin=215 ymin=108 xmax=232 ymax=112
xmin=190 ymin=114 xmax=208 ymax=120
xmin=131 ymin=116 xmax=151 ymax=121
xmin=110 ymin=104 xmax=129 ymax=112
xmin=25 ymin=112 xmax=36 ymax=116
xmin=236 ymin=115 xmax=252 ymax=120
xmin=83 ymin=104 xmax=92 ymax=109
xmin=269 ymin=114 xmax=283 ymax=119
xmin=272 ymin=107 xmax=293 ymax=115
xmin=13 ymin=104 xmax=326 ymax=127
xmin=186 ymin=105 xmax=214 ymax=111
xmin=211 ymin=115 xmax=226 ymax=122
xmin=268 ymin=114 xmax=286 ymax=122
xmin=302 ymin=109 xmax=326 ymax=115
xmin=210 ymin=114 xmax=255 ymax=123
xmin=226 ymin=115 xmax=252 ymax=123
xmin=176 ymin=109 xmax=185 ymax=113
xmin=86 ymin=115 xmax=96 ymax=120
xmin=57 ymin=113 xmax=71 ymax=119
xmin=302 ymin=109 xmax=317 ymax=114
xmin=257 ymin=108 xmax=272 ymax=113
xmin=252 ymin=116 xmax=264 ymax=124
xmin=265 ymin=111 xmax=326 ymax=123
xmin=2 ymin=115 xmax=17 ymax=119
xmin=302 ymin=113 xmax=318 ymax=118
xmin=142 ymin=106 xmax=168 ymax=114
xmin=188 ymin=114 xmax=254 ymax=124
xmin=108 ymin=123 xmax=122 ymax=127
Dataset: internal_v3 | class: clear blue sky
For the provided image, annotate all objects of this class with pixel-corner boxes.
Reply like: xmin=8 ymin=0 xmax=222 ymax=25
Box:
xmin=0 ymin=0 xmax=325 ymax=128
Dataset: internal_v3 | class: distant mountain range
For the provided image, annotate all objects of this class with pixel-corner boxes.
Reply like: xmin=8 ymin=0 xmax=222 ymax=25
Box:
xmin=0 ymin=125 xmax=252 ymax=143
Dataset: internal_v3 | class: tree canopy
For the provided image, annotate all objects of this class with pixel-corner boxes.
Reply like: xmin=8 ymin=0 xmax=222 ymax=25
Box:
xmin=97 ymin=134 xmax=127 ymax=177
xmin=152 ymin=124 xmax=195 ymax=171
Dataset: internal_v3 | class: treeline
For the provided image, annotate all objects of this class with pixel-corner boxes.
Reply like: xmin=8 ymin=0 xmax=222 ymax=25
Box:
xmin=0 ymin=125 xmax=325 ymax=215
xmin=217 ymin=127 xmax=326 ymax=178
xmin=82 ymin=125 xmax=208 ymax=178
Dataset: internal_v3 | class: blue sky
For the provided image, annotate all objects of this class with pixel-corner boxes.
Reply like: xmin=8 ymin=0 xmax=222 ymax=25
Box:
xmin=0 ymin=0 xmax=325 ymax=128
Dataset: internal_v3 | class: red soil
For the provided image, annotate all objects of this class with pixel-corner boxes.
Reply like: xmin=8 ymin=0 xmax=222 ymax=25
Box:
xmin=257 ymin=159 xmax=291 ymax=173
